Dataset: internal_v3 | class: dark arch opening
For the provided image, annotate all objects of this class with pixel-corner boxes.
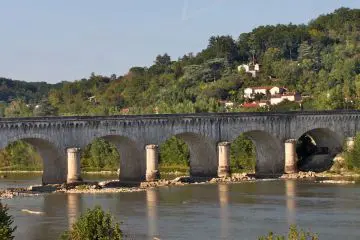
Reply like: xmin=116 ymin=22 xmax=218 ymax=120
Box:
xmin=159 ymin=132 xmax=217 ymax=178
xmin=158 ymin=136 xmax=190 ymax=179
xmin=230 ymin=134 xmax=256 ymax=173
xmin=231 ymin=130 xmax=283 ymax=175
xmin=81 ymin=138 xmax=120 ymax=182
xmin=93 ymin=135 xmax=143 ymax=182
xmin=0 ymin=138 xmax=65 ymax=185
xmin=296 ymin=128 xmax=343 ymax=172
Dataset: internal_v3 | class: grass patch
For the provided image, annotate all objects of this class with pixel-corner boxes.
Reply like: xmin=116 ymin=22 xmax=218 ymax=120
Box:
xmin=159 ymin=164 xmax=189 ymax=174
xmin=0 ymin=165 xmax=42 ymax=171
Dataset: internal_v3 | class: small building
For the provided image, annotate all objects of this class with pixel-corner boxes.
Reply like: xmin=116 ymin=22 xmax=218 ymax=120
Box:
xmin=218 ymin=100 xmax=235 ymax=110
xmin=120 ymin=108 xmax=130 ymax=114
xmin=244 ymin=86 xmax=286 ymax=99
xmin=270 ymin=92 xmax=302 ymax=105
xmin=241 ymin=102 xmax=260 ymax=108
xmin=88 ymin=96 xmax=97 ymax=103
xmin=281 ymin=92 xmax=302 ymax=102
xmin=270 ymin=95 xmax=283 ymax=105
xmin=258 ymin=100 xmax=270 ymax=107
xmin=238 ymin=63 xmax=261 ymax=78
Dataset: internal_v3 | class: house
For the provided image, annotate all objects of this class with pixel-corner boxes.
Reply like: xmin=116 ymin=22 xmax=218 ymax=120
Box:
xmin=241 ymin=100 xmax=269 ymax=109
xmin=241 ymin=102 xmax=260 ymax=108
xmin=218 ymin=100 xmax=235 ymax=110
xmin=281 ymin=92 xmax=302 ymax=102
xmin=258 ymin=100 xmax=269 ymax=107
xmin=88 ymin=96 xmax=96 ymax=103
xmin=120 ymin=108 xmax=130 ymax=114
xmin=243 ymin=86 xmax=286 ymax=99
xmin=270 ymin=95 xmax=284 ymax=105
xmin=270 ymin=92 xmax=302 ymax=105
xmin=238 ymin=63 xmax=261 ymax=78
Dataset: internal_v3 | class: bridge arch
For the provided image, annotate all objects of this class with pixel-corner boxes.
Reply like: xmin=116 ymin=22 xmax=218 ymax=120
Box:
xmin=159 ymin=132 xmax=217 ymax=177
xmin=84 ymin=135 xmax=144 ymax=181
xmin=230 ymin=130 xmax=284 ymax=175
xmin=3 ymin=134 xmax=66 ymax=184
xmin=296 ymin=128 xmax=343 ymax=172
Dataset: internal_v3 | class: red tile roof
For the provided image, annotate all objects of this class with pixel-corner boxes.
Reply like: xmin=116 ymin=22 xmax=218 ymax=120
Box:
xmin=242 ymin=102 xmax=259 ymax=108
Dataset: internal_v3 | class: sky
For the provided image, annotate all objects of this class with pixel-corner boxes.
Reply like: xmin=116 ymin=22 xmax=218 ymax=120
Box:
xmin=0 ymin=0 xmax=359 ymax=83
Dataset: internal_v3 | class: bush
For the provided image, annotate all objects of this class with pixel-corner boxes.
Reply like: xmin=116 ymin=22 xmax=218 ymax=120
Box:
xmin=259 ymin=225 xmax=318 ymax=240
xmin=61 ymin=206 xmax=122 ymax=240
xmin=0 ymin=203 xmax=16 ymax=240
xmin=344 ymin=133 xmax=360 ymax=171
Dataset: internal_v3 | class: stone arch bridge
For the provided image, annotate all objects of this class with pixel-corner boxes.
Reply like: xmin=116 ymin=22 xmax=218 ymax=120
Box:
xmin=0 ymin=111 xmax=357 ymax=184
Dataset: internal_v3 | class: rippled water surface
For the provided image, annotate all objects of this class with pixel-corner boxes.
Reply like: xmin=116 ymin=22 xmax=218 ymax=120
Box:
xmin=2 ymin=176 xmax=360 ymax=240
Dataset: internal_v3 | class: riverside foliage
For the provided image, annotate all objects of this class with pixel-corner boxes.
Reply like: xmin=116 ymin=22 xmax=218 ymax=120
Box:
xmin=344 ymin=133 xmax=360 ymax=171
xmin=258 ymin=225 xmax=318 ymax=240
xmin=60 ymin=206 xmax=122 ymax=240
xmin=0 ymin=203 xmax=16 ymax=240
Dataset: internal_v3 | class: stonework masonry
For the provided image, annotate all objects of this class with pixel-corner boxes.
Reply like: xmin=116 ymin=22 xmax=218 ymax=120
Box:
xmin=0 ymin=110 xmax=358 ymax=184
xmin=284 ymin=139 xmax=298 ymax=174
xmin=218 ymin=142 xmax=231 ymax=178
xmin=67 ymin=148 xmax=82 ymax=183
xmin=145 ymin=144 xmax=159 ymax=181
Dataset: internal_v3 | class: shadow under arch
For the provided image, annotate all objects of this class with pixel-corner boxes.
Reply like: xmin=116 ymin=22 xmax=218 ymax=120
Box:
xmin=296 ymin=128 xmax=343 ymax=172
xmin=4 ymin=136 xmax=66 ymax=184
xmin=161 ymin=132 xmax=217 ymax=177
xmin=97 ymin=135 xmax=144 ymax=181
xmin=235 ymin=130 xmax=284 ymax=175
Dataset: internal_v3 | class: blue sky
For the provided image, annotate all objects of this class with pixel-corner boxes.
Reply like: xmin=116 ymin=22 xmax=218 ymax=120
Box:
xmin=0 ymin=0 xmax=359 ymax=83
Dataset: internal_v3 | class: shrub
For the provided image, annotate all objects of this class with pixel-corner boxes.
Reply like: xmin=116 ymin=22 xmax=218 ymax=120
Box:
xmin=0 ymin=203 xmax=16 ymax=240
xmin=344 ymin=133 xmax=360 ymax=171
xmin=61 ymin=206 xmax=122 ymax=240
xmin=258 ymin=225 xmax=318 ymax=240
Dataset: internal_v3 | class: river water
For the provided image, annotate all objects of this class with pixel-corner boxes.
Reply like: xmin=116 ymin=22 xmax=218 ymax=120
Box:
xmin=1 ymin=174 xmax=360 ymax=240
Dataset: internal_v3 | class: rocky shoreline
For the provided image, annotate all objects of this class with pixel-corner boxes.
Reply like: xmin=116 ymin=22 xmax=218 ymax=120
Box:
xmin=0 ymin=172 xmax=358 ymax=200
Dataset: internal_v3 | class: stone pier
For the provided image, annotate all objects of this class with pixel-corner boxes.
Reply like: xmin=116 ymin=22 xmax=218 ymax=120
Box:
xmin=146 ymin=145 xmax=159 ymax=182
xmin=67 ymin=148 xmax=82 ymax=184
xmin=346 ymin=137 xmax=355 ymax=151
xmin=218 ymin=142 xmax=231 ymax=178
xmin=285 ymin=139 xmax=298 ymax=174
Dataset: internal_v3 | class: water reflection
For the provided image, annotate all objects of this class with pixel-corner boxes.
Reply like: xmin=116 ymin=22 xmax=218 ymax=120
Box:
xmin=146 ymin=189 xmax=159 ymax=239
xmin=285 ymin=180 xmax=296 ymax=225
xmin=67 ymin=193 xmax=82 ymax=229
xmin=218 ymin=184 xmax=229 ymax=240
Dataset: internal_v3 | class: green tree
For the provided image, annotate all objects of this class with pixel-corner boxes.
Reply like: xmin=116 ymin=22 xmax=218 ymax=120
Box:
xmin=4 ymin=100 xmax=33 ymax=117
xmin=230 ymin=134 xmax=256 ymax=172
xmin=259 ymin=225 xmax=318 ymax=240
xmin=0 ymin=141 xmax=42 ymax=170
xmin=61 ymin=206 xmax=122 ymax=240
xmin=33 ymin=98 xmax=57 ymax=116
xmin=159 ymin=137 xmax=189 ymax=166
xmin=81 ymin=139 xmax=120 ymax=171
xmin=344 ymin=133 xmax=360 ymax=170
xmin=0 ymin=203 xmax=16 ymax=240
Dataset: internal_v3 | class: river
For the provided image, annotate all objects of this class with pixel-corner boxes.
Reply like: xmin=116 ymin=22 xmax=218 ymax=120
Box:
xmin=1 ymin=174 xmax=360 ymax=239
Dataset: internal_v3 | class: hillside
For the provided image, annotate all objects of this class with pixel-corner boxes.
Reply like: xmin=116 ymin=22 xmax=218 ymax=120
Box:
xmin=1 ymin=7 xmax=360 ymax=117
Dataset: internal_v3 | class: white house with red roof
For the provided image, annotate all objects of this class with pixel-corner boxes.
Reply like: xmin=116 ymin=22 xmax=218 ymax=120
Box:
xmin=244 ymin=86 xmax=286 ymax=99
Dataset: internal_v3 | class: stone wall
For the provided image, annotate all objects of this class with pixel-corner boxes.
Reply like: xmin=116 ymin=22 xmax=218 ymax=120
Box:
xmin=0 ymin=110 xmax=359 ymax=183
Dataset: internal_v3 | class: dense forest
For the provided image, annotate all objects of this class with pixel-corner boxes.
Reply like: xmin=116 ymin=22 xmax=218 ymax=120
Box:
xmin=0 ymin=8 xmax=359 ymax=172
